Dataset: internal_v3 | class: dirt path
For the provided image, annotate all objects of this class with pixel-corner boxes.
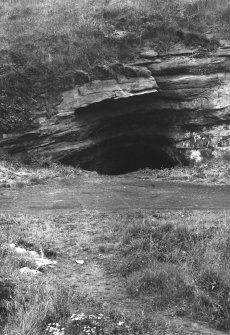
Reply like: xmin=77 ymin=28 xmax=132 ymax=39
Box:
xmin=48 ymin=210 xmax=227 ymax=335
xmin=1 ymin=175 xmax=229 ymax=334
xmin=1 ymin=174 xmax=230 ymax=213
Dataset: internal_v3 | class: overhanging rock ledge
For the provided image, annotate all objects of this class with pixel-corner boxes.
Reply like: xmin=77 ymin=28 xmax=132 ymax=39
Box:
xmin=1 ymin=44 xmax=230 ymax=174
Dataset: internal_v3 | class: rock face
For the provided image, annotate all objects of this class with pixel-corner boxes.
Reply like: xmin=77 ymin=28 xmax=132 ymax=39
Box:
xmin=1 ymin=43 xmax=230 ymax=174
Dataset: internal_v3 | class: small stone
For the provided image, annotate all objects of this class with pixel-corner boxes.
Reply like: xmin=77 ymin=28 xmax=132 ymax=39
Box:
xmin=15 ymin=246 xmax=27 ymax=254
xmin=28 ymin=250 xmax=40 ymax=258
xmin=76 ymin=260 xmax=85 ymax=265
xmin=140 ymin=50 xmax=158 ymax=58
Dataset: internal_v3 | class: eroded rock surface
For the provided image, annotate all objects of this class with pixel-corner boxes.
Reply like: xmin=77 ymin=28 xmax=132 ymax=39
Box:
xmin=1 ymin=44 xmax=230 ymax=174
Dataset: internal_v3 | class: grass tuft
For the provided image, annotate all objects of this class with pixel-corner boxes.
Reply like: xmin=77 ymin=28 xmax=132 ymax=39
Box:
xmin=113 ymin=211 xmax=230 ymax=330
xmin=0 ymin=153 xmax=80 ymax=189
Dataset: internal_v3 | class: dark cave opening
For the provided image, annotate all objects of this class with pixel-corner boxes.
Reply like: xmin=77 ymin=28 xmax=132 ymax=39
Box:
xmin=61 ymin=135 xmax=181 ymax=175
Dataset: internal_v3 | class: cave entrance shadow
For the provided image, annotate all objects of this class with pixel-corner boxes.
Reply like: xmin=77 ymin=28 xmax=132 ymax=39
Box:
xmin=61 ymin=136 xmax=181 ymax=176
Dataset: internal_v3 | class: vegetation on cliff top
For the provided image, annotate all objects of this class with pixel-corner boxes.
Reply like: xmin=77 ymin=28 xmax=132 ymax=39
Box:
xmin=1 ymin=0 xmax=230 ymax=132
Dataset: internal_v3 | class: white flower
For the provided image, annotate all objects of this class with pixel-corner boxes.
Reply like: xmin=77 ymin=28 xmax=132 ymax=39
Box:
xmin=190 ymin=150 xmax=202 ymax=163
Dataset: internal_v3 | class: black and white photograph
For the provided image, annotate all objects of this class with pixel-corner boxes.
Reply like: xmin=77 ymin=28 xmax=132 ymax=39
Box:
xmin=1 ymin=0 xmax=230 ymax=334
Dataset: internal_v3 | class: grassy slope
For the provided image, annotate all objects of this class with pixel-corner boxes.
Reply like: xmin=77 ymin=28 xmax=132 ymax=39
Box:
xmin=0 ymin=212 xmax=198 ymax=335
xmin=0 ymin=151 xmax=80 ymax=188
xmin=1 ymin=0 xmax=230 ymax=133
xmin=138 ymin=156 xmax=230 ymax=184
xmin=1 ymin=151 xmax=230 ymax=188
xmin=1 ymin=210 xmax=230 ymax=334
xmin=0 ymin=163 xmax=78 ymax=188
xmin=108 ymin=210 xmax=230 ymax=331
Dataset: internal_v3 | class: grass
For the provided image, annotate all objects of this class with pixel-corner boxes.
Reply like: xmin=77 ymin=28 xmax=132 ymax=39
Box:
xmin=110 ymin=210 xmax=230 ymax=330
xmin=0 ymin=214 xmax=112 ymax=334
xmin=139 ymin=155 xmax=230 ymax=184
xmin=0 ymin=215 xmax=74 ymax=334
xmin=0 ymin=212 xmax=204 ymax=335
xmin=1 ymin=209 xmax=230 ymax=333
xmin=0 ymin=152 xmax=81 ymax=188
xmin=1 ymin=0 xmax=230 ymax=133
xmin=1 ymin=149 xmax=230 ymax=189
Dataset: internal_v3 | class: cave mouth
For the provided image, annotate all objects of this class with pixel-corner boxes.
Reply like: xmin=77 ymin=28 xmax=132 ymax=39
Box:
xmin=61 ymin=135 xmax=182 ymax=175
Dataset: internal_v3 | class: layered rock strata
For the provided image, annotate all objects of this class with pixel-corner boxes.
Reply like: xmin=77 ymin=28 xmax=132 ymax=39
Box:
xmin=1 ymin=43 xmax=230 ymax=174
